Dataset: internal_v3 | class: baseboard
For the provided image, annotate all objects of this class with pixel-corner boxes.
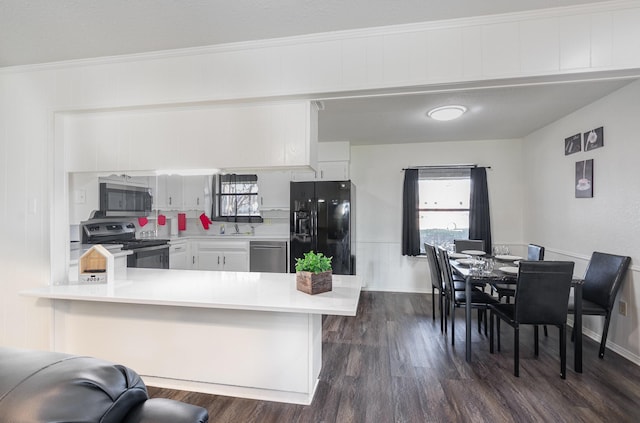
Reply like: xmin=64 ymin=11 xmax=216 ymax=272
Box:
xmin=568 ymin=320 xmax=640 ymax=366
xmin=143 ymin=375 xmax=318 ymax=405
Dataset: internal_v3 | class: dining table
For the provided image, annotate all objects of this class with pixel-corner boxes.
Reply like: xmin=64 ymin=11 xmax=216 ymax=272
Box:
xmin=450 ymin=256 xmax=583 ymax=373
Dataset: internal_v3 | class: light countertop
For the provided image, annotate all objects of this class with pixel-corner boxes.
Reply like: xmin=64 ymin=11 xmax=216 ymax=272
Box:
xmin=170 ymin=235 xmax=289 ymax=242
xmin=22 ymin=269 xmax=361 ymax=316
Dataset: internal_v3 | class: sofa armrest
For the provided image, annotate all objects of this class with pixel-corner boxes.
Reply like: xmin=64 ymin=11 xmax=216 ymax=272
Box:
xmin=122 ymin=398 xmax=209 ymax=423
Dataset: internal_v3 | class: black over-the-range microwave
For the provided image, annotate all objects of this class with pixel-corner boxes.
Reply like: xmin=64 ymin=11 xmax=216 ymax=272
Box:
xmin=98 ymin=182 xmax=152 ymax=217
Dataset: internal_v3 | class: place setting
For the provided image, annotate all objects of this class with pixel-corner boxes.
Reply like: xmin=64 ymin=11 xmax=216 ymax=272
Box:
xmin=494 ymin=254 xmax=523 ymax=262
xmin=449 ymin=252 xmax=471 ymax=259
xmin=461 ymin=249 xmax=486 ymax=256
xmin=497 ymin=266 xmax=519 ymax=275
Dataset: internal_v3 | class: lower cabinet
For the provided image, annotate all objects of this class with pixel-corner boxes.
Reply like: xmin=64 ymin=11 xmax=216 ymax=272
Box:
xmin=169 ymin=241 xmax=189 ymax=270
xmin=194 ymin=240 xmax=249 ymax=272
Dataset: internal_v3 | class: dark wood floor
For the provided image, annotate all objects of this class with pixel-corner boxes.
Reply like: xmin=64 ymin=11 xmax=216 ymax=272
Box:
xmin=148 ymin=292 xmax=640 ymax=422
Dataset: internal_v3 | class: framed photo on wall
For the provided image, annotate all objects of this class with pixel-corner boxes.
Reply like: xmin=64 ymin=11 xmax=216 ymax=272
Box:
xmin=584 ymin=126 xmax=604 ymax=151
xmin=575 ymin=159 xmax=594 ymax=198
xmin=564 ymin=133 xmax=582 ymax=155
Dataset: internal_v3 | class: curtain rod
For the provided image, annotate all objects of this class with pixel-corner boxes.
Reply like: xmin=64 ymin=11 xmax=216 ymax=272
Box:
xmin=402 ymin=164 xmax=491 ymax=171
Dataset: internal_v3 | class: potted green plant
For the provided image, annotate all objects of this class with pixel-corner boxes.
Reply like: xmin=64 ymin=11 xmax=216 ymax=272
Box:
xmin=295 ymin=251 xmax=333 ymax=294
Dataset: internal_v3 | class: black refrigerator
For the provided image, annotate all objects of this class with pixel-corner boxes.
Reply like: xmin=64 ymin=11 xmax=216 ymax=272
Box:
xmin=290 ymin=181 xmax=355 ymax=275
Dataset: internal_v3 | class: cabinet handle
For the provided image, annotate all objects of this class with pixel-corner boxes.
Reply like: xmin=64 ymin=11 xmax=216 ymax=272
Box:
xmin=192 ymin=256 xmax=195 ymax=264
xmin=320 ymin=170 xmax=324 ymax=179
xmin=217 ymin=256 xmax=220 ymax=265
xmin=223 ymin=256 xmax=226 ymax=265
xmin=169 ymin=196 xmax=172 ymax=205
xmin=197 ymin=198 xmax=200 ymax=206
xmin=261 ymin=197 xmax=263 ymax=205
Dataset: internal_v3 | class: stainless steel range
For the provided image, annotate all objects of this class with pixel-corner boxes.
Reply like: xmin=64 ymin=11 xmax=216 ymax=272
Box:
xmin=81 ymin=221 xmax=170 ymax=269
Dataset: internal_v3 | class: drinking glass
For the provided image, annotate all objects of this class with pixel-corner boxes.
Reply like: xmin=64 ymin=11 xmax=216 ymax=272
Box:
xmin=471 ymin=257 xmax=484 ymax=276
xmin=484 ymin=258 xmax=495 ymax=274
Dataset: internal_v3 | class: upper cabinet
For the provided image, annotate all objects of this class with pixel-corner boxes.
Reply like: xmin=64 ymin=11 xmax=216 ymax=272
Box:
xmin=317 ymin=161 xmax=349 ymax=180
xmin=182 ymin=175 xmax=210 ymax=211
xmin=257 ymin=170 xmax=291 ymax=210
xmin=150 ymin=174 xmax=211 ymax=212
xmin=290 ymin=161 xmax=350 ymax=181
xmin=290 ymin=141 xmax=351 ymax=181
xmin=150 ymin=175 xmax=182 ymax=210
xmin=64 ymin=101 xmax=317 ymax=172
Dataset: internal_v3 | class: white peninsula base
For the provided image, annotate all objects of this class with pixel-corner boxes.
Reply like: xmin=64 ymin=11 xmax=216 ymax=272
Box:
xmin=24 ymin=269 xmax=361 ymax=405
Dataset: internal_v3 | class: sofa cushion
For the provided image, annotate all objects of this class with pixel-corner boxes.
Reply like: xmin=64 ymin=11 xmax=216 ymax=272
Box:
xmin=0 ymin=347 xmax=148 ymax=423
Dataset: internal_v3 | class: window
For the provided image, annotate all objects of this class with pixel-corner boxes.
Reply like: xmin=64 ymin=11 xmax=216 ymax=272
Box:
xmin=418 ymin=168 xmax=471 ymax=252
xmin=214 ymin=174 xmax=262 ymax=222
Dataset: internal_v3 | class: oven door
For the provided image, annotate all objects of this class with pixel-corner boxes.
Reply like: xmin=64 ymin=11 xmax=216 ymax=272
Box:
xmin=127 ymin=245 xmax=170 ymax=269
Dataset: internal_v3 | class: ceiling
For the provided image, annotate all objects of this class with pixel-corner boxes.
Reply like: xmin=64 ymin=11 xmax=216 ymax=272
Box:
xmin=1 ymin=0 xmax=634 ymax=145
xmin=318 ymin=78 xmax=635 ymax=145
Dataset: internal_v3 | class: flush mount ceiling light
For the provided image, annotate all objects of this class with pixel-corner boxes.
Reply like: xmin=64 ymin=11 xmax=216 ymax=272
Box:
xmin=427 ymin=105 xmax=467 ymax=121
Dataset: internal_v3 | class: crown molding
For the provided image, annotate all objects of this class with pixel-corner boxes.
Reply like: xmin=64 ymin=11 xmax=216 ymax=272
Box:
xmin=2 ymin=0 xmax=639 ymax=75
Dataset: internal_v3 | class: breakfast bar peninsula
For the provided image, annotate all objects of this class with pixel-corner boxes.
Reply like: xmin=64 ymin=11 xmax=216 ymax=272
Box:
xmin=23 ymin=269 xmax=362 ymax=405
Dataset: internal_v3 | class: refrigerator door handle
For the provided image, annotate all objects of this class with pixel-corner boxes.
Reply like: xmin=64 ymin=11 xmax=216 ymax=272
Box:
xmin=311 ymin=207 xmax=317 ymax=248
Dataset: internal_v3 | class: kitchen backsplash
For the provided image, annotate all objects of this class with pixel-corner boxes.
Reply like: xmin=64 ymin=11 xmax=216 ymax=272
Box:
xmin=140 ymin=212 xmax=288 ymax=239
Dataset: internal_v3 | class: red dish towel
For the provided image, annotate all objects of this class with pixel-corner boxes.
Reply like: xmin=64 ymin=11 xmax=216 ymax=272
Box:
xmin=199 ymin=213 xmax=212 ymax=230
xmin=138 ymin=217 xmax=148 ymax=227
xmin=178 ymin=213 xmax=187 ymax=231
xmin=157 ymin=214 xmax=167 ymax=226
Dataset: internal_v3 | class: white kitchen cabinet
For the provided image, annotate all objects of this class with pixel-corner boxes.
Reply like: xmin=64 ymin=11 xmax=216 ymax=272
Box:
xmin=150 ymin=175 xmax=183 ymax=210
xmin=165 ymin=175 xmax=183 ymax=209
xmin=194 ymin=240 xmax=249 ymax=272
xmin=257 ymin=170 xmax=291 ymax=210
xmin=182 ymin=175 xmax=210 ymax=211
xmin=291 ymin=169 xmax=317 ymax=181
xmin=169 ymin=241 xmax=190 ymax=270
xmin=290 ymin=161 xmax=349 ymax=182
xmin=317 ymin=161 xmax=349 ymax=180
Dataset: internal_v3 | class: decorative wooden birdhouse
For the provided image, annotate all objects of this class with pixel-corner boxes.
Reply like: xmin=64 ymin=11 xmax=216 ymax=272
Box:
xmin=78 ymin=245 xmax=114 ymax=284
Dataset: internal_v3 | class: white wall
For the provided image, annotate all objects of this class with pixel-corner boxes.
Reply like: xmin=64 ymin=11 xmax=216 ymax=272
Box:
xmin=350 ymin=139 xmax=524 ymax=292
xmin=522 ymin=79 xmax=640 ymax=362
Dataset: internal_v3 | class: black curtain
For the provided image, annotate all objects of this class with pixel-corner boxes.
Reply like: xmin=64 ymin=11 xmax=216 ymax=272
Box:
xmin=469 ymin=167 xmax=492 ymax=254
xmin=402 ymin=168 xmax=420 ymax=256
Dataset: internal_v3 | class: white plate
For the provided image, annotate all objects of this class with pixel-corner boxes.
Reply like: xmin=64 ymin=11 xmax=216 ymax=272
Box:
xmin=495 ymin=254 xmax=523 ymax=261
xmin=449 ymin=252 xmax=470 ymax=259
xmin=462 ymin=250 xmax=486 ymax=256
xmin=499 ymin=266 xmax=519 ymax=275
xmin=456 ymin=259 xmax=476 ymax=266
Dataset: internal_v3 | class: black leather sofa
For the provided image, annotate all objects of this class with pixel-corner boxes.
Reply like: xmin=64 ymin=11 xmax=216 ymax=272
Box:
xmin=0 ymin=347 xmax=209 ymax=423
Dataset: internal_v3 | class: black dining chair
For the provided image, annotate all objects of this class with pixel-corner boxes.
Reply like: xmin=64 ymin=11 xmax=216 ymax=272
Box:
xmin=454 ymin=239 xmax=484 ymax=253
xmin=568 ymin=251 xmax=631 ymax=359
xmin=495 ymin=244 xmax=545 ymax=303
xmin=424 ymin=243 xmax=446 ymax=331
xmin=438 ymin=247 xmax=497 ymax=344
xmin=430 ymin=245 xmax=475 ymax=332
xmin=489 ymin=261 xmax=574 ymax=378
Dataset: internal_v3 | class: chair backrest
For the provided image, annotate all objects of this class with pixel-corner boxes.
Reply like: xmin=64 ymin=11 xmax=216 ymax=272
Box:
xmin=437 ymin=247 xmax=456 ymax=294
xmin=454 ymin=239 xmax=484 ymax=253
xmin=424 ymin=243 xmax=443 ymax=290
xmin=527 ymin=244 xmax=545 ymax=261
xmin=582 ymin=252 xmax=631 ymax=310
xmin=515 ymin=261 xmax=575 ymax=325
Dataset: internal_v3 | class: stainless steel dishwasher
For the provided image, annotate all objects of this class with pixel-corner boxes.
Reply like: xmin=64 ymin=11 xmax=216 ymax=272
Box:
xmin=249 ymin=241 xmax=288 ymax=273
